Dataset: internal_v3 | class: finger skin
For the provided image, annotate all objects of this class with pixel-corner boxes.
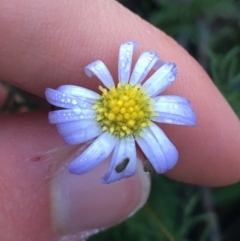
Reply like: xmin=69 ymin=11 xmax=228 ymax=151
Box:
xmin=1 ymin=0 xmax=239 ymax=186
xmin=0 ymin=113 xmax=57 ymax=241
xmin=0 ymin=112 xmax=149 ymax=241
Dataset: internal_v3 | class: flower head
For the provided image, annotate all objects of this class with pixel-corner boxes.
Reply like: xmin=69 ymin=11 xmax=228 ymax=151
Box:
xmin=45 ymin=41 xmax=196 ymax=184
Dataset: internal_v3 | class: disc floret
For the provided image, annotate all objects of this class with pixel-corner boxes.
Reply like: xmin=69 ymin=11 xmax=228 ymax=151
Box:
xmin=93 ymin=83 xmax=156 ymax=138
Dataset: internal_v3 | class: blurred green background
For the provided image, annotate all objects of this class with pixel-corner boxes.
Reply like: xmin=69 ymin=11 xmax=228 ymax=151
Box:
xmin=1 ymin=0 xmax=240 ymax=240
xmin=89 ymin=1 xmax=240 ymax=241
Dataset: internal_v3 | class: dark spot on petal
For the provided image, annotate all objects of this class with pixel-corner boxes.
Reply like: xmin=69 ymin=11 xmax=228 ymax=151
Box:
xmin=115 ymin=158 xmax=130 ymax=173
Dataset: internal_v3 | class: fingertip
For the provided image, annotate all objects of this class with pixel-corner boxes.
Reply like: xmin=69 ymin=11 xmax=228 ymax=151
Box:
xmin=51 ymin=158 xmax=150 ymax=236
xmin=0 ymin=112 xmax=151 ymax=240
xmin=1 ymin=0 xmax=240 ymax=186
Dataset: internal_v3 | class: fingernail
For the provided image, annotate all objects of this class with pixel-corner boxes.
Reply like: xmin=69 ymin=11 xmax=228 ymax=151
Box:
xmin=58 ymin=229 xmax=101 ymax=241
xmin=50 ymin=158 xmax=150 ymax=237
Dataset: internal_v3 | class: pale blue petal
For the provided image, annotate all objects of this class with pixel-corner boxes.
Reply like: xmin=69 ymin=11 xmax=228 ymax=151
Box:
xmin=48 ymin=109 xmax=96 ymax=124
xmin=56 ymin=119 xmax=97 ymax=136
xmin=57 ymin=85 xmax=100 ymax=103
xmin=67 ymin=133 xmax=117 ymax=174
xmin=45 ymin=88 xmax=93 ymax=109
xmin=152 ymin=95 xmax=196 ymax=126
xmin=63 ymin=124 xmax=101 ymax=145
xmin=121 ymin=138 xmax=137 ymax=177
xmin=149 ymin=123 xmax=178 ymax=171
xmin=118 ymin=41 xmax=137 ymax=84
xmin=129 ymin=51 xmax=161 ymax=85
xmin=141 ymin=62 xmax=177 ymax=97
xmin=136 ymin=123 xmax=178 ymax=173
xmin=100 ymin=136 xmax=136 ymax=184
xmin=152 ymin=59 xmax=165 ymax=70
xmin=84 ymin=60 xmax=115 ymax=89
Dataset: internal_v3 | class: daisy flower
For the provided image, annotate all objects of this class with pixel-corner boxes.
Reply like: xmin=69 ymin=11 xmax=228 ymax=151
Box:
xmin=45 ymin=41 xmax=196 ymax=184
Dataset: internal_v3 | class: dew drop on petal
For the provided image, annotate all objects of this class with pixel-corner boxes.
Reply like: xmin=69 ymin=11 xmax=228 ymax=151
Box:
xmin=130 ymin=139 xmax=135 ymax=146
xmin=72 ymin=99 xmax=77 ymax=105
xmin=148 ymin=134 xmax=153 ymax=139
xmin=166 ymin=119 xmax=173 ymax=123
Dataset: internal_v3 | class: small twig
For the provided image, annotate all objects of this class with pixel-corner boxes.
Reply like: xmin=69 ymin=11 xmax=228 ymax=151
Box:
xmin=144 ymin=204 xmax=176 ymax=241
xmin=197 ymin=17 xmax=211 ymax=70
xmin=201 ymin=187 xmax=222 ymax=241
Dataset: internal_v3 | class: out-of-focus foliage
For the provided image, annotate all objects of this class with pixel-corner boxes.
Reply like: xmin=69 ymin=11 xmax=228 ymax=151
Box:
xmin=91 ymin=175 xmax=210 ymax=241
xmin=209 ymin=47 xmax=240 ymax=116
xmin=89 ymin=0 xmax=240 ymax=241
xmin=0 ymin=83 xmax=40 ymax=113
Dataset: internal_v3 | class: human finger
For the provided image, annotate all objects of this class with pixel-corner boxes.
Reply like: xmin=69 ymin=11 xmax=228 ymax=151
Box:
xmin=0 ymin=112 xmax=150 ymax=241
xmin=0 ymin=0 xmax=240 ymax=186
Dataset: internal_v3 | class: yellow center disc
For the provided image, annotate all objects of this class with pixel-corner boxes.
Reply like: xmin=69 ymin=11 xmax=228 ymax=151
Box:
xmin=93 ymin=83 xmax=156 ymax=138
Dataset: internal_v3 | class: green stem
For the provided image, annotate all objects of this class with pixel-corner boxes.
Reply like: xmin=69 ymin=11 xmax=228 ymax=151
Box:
xmin=144 ymin=205 xmax=175 ymax=241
